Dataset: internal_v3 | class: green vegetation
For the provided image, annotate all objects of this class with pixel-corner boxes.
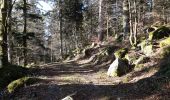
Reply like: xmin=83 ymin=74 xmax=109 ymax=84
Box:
xmin=159 ymin=37 xmax=170 ymax=47
xmin=7 ymin=77 xmax=38 ymax=93
xmin=0 ymin=65 xmax=28 ymax=90
xmin=114 ymin=48 xmax=128 ymax=58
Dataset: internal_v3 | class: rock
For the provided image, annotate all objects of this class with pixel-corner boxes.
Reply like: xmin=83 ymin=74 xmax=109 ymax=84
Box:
xmin=160 ymin=45 xmax=170 ymax=58
xmin=107 ymin=58 xmax=130 ymax=77
xmin=114 ymin=48 xmax=128 ymax=58
xmin=138 ymin=40 xmax=153 ymax=56
xmin=159 ymin=37 xmax=170 ymax=48
xmin=62 ymin=96 xmax=73 ymax=100
xmin=143 ymin=45 xmax=153 ymax=56
xmin=149 ymin=26 xmax=170 ymax=40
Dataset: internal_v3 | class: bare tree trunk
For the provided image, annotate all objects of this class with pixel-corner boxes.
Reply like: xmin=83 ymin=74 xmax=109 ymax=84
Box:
xmin=128 ymin=0 xmax=133 ymax=46
xmin=7 ymin=0 xmax=14 ymax=63
xmin=59 ymin=0 xmax=63 ymax=59
xmin=23 ymin=0 xmax=27 ymax=66
xmin=123 ymin=0 xmax=129 ymax=38
xmin=0 ymin=0 xmax=8 ymax=67
xmin=50 ymin=41 xmax=53 ymax=62
xmin=90 ymin=3 xmax=93 ymax=40
xmin=133 ymin=0 xmax=137 ymax=46
xmin=98 ymin=0 xmax=104 ymax=43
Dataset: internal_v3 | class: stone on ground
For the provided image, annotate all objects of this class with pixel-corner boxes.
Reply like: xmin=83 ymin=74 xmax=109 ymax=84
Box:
xmin=107 ymin=58 xmax=129 ymax=77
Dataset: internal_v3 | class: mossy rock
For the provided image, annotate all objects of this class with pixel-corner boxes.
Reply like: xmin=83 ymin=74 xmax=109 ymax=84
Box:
xmin=7 ymin=77 xmax=38 ymax=93
xmin=149 ymin=26 xmax=170 ymax=40
xmin=138 ymin=40 xmax=153 ymax=56
xmin=143 ymin=45 xmax=153 ymax=56
xmin=107 ymin=58 xmax=130 ymax=77
xmin=114 ymin=48 xmax=128 ymax=58
xmin=125 ymin=54 xmax=138 ymax=64
xmin=160 ymin=45 xmax=170 ymax=58
xmin=159 ymin=37 xmax=170 ymax=48
xmin=0 ymin=65 xmax=28 ymax=90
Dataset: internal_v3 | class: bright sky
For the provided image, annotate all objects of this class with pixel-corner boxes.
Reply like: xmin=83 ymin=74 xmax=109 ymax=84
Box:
xmin=37 ymin=1 xmax=53 ymax=12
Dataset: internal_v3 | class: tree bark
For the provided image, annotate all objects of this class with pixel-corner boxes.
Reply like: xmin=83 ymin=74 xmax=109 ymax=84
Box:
xmin=133 ymin=0 xmax=137 ymax=46
xmin=98 ymin=0 xmax=104 ymax=43
xmin=7 ymin=0 xmax=13 ymax=63
xmin=23 ymin=0 xmax=27 ymax=66
xmin=0 ymin=0 xmax=8 ymax=67
xmin=123 ymin=0 xmax=130 ymax=38
xmin=59 ymin=0 xmax=63 ymax=59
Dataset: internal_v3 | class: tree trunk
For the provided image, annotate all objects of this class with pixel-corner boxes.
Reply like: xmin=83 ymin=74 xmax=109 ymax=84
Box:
xmin=59 ymin=0 xmax=63 ymax=59
xmin=7 ymin=0 xmax=13 ymax=63
xmin=98 ymin=0 xmax=104 ymax=43
xmin=23 ymin=0 xmax=27 ymax=66
xmin=133 ymin=0 xmax=137 ymax=46
xmin=0 ymin=0 xmax=8 ymax=67
xmin=123 ymin=0 xmax=130 ymax=38
xmin=128 ymin=0 xmax=133 ymax=46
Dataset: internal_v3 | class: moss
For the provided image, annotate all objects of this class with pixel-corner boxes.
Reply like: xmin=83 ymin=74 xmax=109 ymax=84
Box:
xmin=0 ymin=65 xmax=28 ymax=90
xmin=159 ymin=37 xmax=170 ymax=48
xmin=7 ymin=77 xmax=38 ymax=93
xmin=149 ymin=26 xmax=170 ymax=40
xmin=123 ymin=76 xmax=131 ymax=83
xmin=114 ymin=48 xmax=128 ymax=58
xmin=160 ymin=45 xmax=170 ymax=58
xmin=149 ymin=31 xmax=154 ymax=41
xmin=135 ymin=64 xmax=144 ymax=69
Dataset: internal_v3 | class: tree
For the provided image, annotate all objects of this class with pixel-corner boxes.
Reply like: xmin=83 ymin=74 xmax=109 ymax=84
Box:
xmin=23 ymin=0 xmax=27 ymax=66
xmin=122 ymin=0 xmax=129 ymax=38
xmin=98 ymin=0 xmax=104 ymax=43
xmin=59 ymin=0 xmax=63 ymax=59
xmin=0 ymin=0 xmax=8 ymax=67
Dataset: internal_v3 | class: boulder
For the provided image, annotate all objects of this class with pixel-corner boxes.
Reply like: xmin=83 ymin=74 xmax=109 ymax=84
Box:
xmin=143 ymin=44 xmax=153 ymax=56
xmin=149 ymin=26 xmax=170 ymax=40
xmin=107 ymin=58 xmax=130 ymax=77
xmin=138 ymin=40 xmax=153 ymax=56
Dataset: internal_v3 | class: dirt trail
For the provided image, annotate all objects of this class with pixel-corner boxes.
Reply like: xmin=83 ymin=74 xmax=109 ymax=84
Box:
xmin=3 ymin=61 xmax=170 ymax=100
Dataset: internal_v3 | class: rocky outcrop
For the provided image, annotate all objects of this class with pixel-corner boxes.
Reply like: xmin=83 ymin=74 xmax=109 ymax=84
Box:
xmin=149 ymin=26 xmax=170 ymax=40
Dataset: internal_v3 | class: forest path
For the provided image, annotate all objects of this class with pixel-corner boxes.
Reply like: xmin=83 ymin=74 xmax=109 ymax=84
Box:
xmin=5 ymin=61 xmax=167 ymax=100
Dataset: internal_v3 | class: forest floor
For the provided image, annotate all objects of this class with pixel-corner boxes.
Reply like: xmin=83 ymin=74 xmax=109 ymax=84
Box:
xmin=2 ymin=59 xmax=170 ymax=100
xmin=2 ymin=40 xmax=170 ymax=100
